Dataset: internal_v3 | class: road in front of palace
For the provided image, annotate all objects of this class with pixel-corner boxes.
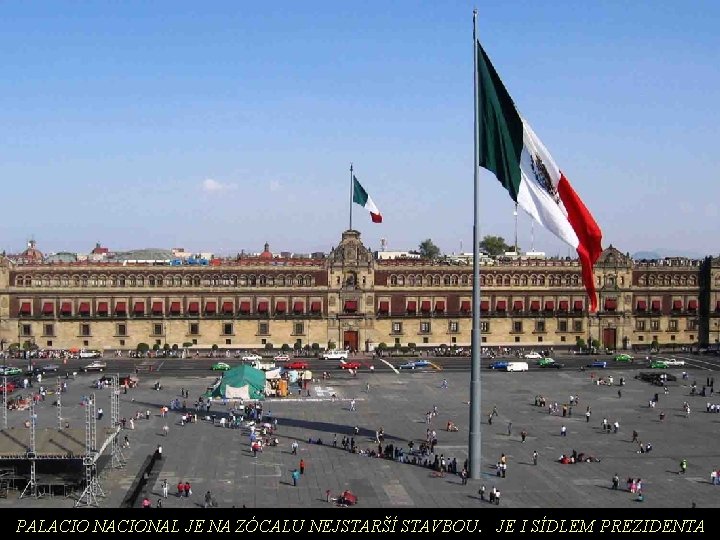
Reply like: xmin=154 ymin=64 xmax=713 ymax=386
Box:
xmin=13 ymin=351 xmax=720 ymax=378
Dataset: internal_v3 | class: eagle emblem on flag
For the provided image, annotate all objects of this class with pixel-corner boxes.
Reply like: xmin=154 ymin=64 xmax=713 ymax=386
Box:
xmin=531 ymin=154 xmax=560 ymax=205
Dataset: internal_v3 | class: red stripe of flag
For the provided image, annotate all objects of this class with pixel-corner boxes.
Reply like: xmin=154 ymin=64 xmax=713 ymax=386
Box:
xmin=557 ymin=173 xmax=603 ymax=312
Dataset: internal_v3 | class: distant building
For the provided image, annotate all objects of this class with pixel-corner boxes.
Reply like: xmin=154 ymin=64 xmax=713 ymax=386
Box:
xmin=375 ymin=251 xmax=421 ymax=260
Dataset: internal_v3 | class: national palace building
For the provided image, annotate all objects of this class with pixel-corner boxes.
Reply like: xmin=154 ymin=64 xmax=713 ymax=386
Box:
xmin=1 ymin=230 xmax=720 ymax=353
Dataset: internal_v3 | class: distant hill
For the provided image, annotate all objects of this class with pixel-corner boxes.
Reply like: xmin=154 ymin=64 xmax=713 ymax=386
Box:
xmin=632 ymin=249 xmax=706 ymax=260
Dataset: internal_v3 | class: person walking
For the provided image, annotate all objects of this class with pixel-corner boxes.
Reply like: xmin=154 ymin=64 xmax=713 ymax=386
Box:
xmin=350 ymin=399 xmax=356 ymax=412
xmin=204 ymin=490 xmax=213 ymax=508
xmin=507 ymin=422 xmax=512 ymax=436
xmin=365 ymin=382 xmax=370 ymax=393
xmin=156 ymin=444 xmax=163 ymax=460
xmin=291 ymin=469 xmax=300 ymax=487
xmin=520 ymin=430 xmax=527 ymax=443
xmin=161 ymin=479 xmax=168 ymax=499
xmin=177 ymin=481 xmax=184 ymax=497
xmin=585 ymin=410 xmax=591 ymax=423
xmin=561 ymin=425 xmax=567 ymax=437
xmin=299 ymin=459 xmax=305 ymax=474
xmin=612 ymin=473 xmax=619 ymax=490
xmin=478 ymin=485 xmax=486 ymax=501
xmin=680 ymin=459 xmax=688 ymax=474
xmin=532 ymin=450 xmax=538 ymax=466
xmin=184 ymin=481 xmax=191 ymax=497
xmin=460 ymin=468 xmax=468 ymax=485
xmin=291 ymin=441 xmax=299 ymax=455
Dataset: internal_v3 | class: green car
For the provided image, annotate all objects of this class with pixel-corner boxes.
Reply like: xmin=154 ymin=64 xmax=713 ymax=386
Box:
xmin=537 ymin=357 xmax=556 ymax=367
xmin=650 ymin=360 xmax=668 ymax=369
xmin=0 ymin=366 xmax=23 ymax=376
xmin=211 ymin=362 xmax=231 ymax=371
xmin=614 ymin=354 xmax=634 ymax=363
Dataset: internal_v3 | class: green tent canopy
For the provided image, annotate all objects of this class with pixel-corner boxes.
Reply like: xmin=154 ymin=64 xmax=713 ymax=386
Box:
xmin=206 ymin=364 xmax=266 ymax=401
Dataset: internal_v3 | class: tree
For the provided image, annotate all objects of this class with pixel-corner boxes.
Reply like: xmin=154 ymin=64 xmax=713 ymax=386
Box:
xmin=182 ymin=342 xmax=194 ymax=348
xmin=281 ymin=343 xmax=290 ymax=352
xmin=328 ymin=341 xmax=336 ymax=350
xmin=575 ymin=337 xmax=586 ymax=350
xmin=163 ymin=343 xmax=171 ymax=351
xmin=408 ymin=342 xmax=417 ymax=350
xmin=264 ymin=342 xmax=274 ymax=350
xmin=590 ymin=339 xmax=600 ymax=349
xmin=311 ymin=343 xmax=320 ymax=351
xmin=153 ymin=343 xmax=160 ymax=351
xmin=137 ymin=342 xmax=150 ymax=352
xmin=211 ymin=344 xmax=218 ymax=351
xmin=479 ymin=235 xmax=511 ymax=257
xmin=418 ymin=239 xmax=441 ymax=259
xmin=171 ymin=343 xmax=179 ymax=350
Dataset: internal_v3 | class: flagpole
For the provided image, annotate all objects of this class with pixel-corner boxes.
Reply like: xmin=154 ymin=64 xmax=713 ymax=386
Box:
xmin=349 ymin=163 xmax=354 ymax=231
xmin=469 ymin=8 xmax=483 ymax=480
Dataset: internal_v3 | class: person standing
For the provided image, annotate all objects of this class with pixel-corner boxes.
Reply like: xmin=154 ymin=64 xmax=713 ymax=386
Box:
xmin=291 ymin=469 xmax=300 ymax=487
xmin=680 ymin=459 xmax=688 ymax=474
xmin=184 ymin=481 xmax=191 ymax=497
xmin=460 ymin=468 xmax=468 ymax=485
xmin=585 ymin=410 xmax=591 ymax=423
xmin=532 ymin=450 xmax=538 ymax=466
xmin=299 ymin=459 xmax=305 ymax=474
xmin=204 ymin=490 xmax=213 ymax=508
xmin=520 ymin=430 xmax=527 ymax=443
xmin=561 ymin=425 xmax=567 ymax=437
xmin=156 ymin=444 xmax=163 ymax=460
xmin=177 ymin=481 xmax=184 ymax=497
xmin=478 ymin=485 xmax=486 ymax=501
xmin=161 ymin=479 xmax=168 ymax=499
xmin=612 ymin=473 xmax=619 ymax=490
xmin=507 ymin=422 xmax=512 ymax=436
xmin=291 ymin=441 xmax=298 ymax=455
xmin=350 ymin=399 xmax=356 ymax=412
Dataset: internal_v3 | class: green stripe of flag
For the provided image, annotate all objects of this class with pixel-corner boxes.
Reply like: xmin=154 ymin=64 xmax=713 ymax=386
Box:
xmin=477 ymin=42 xmax=524 ymax=202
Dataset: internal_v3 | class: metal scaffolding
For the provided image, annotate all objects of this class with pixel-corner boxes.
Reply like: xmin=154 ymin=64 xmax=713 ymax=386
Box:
xmin=56 ymin=376 xmax=63 ymax=429
xmin=20 ymin=401 xmax=39 ymax=499
xmin=75 ymin=393 xmax=104 ymax=507
xmin=110 ymin=374 xmax=125 ymax=468
xmin=2 ymin=375 xmax=7 ymax=430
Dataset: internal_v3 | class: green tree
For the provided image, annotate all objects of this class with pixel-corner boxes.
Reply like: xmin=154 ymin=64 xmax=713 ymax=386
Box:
xmin=418 ymin=239 xmax=441 ymax=259
xmin=137 ymin=342 xmax=150 ymax=352
xmin=311 ymin=343 xmax=320 ymax=351
xmin=264 ymin=342 xmax=274 ymax=350
xmin=479 ymin=235 xmax=512 ymax=257
xmin=327 ymin=341 xmax=336 ymax=350
xmin=576 ymin=337 xmax=586 ymax=350
xmin=182 ymin=342 xmax=194 ymax=348
xmin=211 ymin=344 xmax=218 ymax=351
xmin=408 ymin=342 xmax=417 ymax=350
xmin=153 ymin=343 xmax=160 ymax=351
xmin=163 ymin=343 xmax=171 ymax=351
xmin=281 ymin=343 xmax=290 ymax=352
xmin=171 ymin=343 xmax=179 ymax=350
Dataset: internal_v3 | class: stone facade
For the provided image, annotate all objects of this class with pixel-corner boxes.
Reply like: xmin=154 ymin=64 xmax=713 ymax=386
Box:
xmin=1 ymin=231 xmax=719 ymax=352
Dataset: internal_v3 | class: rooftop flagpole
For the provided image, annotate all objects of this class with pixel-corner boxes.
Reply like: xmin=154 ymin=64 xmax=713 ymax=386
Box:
xmin=469 ymin=8 xmax=483 ymax=480
xmin=350 ymin=163 xmax=354 ymax=231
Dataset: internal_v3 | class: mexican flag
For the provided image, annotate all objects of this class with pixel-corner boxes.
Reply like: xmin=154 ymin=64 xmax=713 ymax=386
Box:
xmin=477 ymin=41 xmax=603 ymax=311
xmin=353 ymin=176 xmax=383 ymax=223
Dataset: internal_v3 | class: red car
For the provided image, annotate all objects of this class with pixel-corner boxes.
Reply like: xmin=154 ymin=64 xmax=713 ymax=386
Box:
xmin=0 ymin=382 xmax=16 ymax=393
xmin=286 ymin=361 xmax=309 ymax=370
xmin=339 ymin=361 xmax=362 ymax=370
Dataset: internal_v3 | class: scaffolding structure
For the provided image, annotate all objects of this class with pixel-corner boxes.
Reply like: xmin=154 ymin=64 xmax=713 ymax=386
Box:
xmin=2 ymin=375 xmax=7 ymax=430
xmin=110 ymin=374 xmax=125 ymax=468
xmin=19 ymin=401 xmax=39 ymax=499
xmin=74 ymin=394 xmax=104 ymax=507
xmin=56 ymin=377 xmax=62 ymax=429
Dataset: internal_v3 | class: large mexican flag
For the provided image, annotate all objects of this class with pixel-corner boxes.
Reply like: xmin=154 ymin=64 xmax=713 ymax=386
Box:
xmin=477 ymin=41 xmax=603 ymax=311
xmin=353 ymin=175 xmax=383 ymax=223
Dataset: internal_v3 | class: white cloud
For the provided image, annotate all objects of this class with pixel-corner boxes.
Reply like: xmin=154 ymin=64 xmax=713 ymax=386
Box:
xmin=202 ymin=178 xmax=236 ymax=192
xmin=269 ymin=180 xmax=281 ymax=192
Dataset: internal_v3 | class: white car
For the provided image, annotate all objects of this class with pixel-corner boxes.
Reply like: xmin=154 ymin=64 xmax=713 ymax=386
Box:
xmin=241 ymin=353 xmax=262 ymax=362
xmin=322 ymin=349 xmax=349 ymax=360
xmin=274 ymin=354 xmax=290 ymax=362
xmin=523 ymin=352 xmax=542 ymax=360
xmin=663 ymin=358 xmax=686 ymax=366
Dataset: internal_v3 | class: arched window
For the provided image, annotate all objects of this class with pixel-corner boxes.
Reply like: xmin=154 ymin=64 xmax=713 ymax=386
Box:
xmin=267 ymin=276 xmax=275 ymax=286
xmin=231 ymin=275 xmax=237 ymax=286
xmin=211 ymin=275 xmax=220 ymax=286
xmin=239 ymin=275 xmax=247 ymax=286
xmin=538 ymin=275 xmax=545 ymax=286
xmin=513 ymin=276 xmax=520 ymax=286
xmin=98 ymin=275 xmax=106 ymax=287
xmin=648 ymin=276 xmax=655 ymax=286
xmin=689 ymin=275 xmax=697 ymax=286
xmin=193 ymin=276 xmax=201 ymax=287
xmin=80 ymin=275 xmax=88 ymax=287
xmin=433 ymin=275 xmax=441 ymax=286
xmin=175 ymin=276 xmax=182 ymax=287
xmin=157 ymin=275 xmax=164 ymax=287
xmin=277 ymin=276 xmax=285 ymax=286
xmin=249 ymin=275 xmax=257 ymax=286
xmin=297 ymin=276 xmax=305 ymax=287
xmin=398 ymin=275 xmax=405 ymax=286
xmin=42 ymin=275 xmax=50 ymax=287
xmin=62 ymin=275 xmax=69 ymax=287
xmin=390 ymin=275 xmax=398 ymax=286
xmin=479 ymin=276 xmax=486 ymax=286
xmin=485 ymin=275 xmax=493 ymax=286
xmin=503 ymin=276 xmax=510 ymax=286
xmin=461 ymin=275 xmax=469 ymax=285
xmin=137 ymin=276 xmax=145 ymax=287
xmin=572 ymin=275 xmax=579 ymax=286
xmin=638 ymin=275 xmax=646 ymax=286
xmin=51 ymin=275 xmax=60 ymax=287
xmin=443 ymin=275 xmax=451 ymax=286
xmin=521 ymin=276 xmax=528 ymax=286
xmin=408 ymin=275 xmax=416 ymax=286
xmin=149 ymin=276 xmax=156 ymax=287
xmin=129 ymin=276 xmax=136 ymax=287
xmin=259 ymin=275 xmax=266 ymax=286
xmin=183 ymin=276 xmax=191 ymax=287
xmin=680 ymin=275 xmax=687 ymax=285
xmin=531 ymin=275 xmax=538 ymax=286
xmin=15 ymin=276 xmax=23 ymax=286
xmin=73 ymin=276 xmax=80 ymax=287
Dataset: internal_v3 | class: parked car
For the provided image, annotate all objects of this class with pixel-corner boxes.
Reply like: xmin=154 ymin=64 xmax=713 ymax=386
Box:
xmin=489 ymin=361 xmax=509 ymax=370
xmin=523 ymin=352 xmax=542 ymax=360
xmin=212 ymin=362 xmax=231 ymax=371
xmin=82 ymin=361 xmax=107 ymax=372
xmin=339 ymin=361 xmax=362 ymax=370
xmin=274 ymin=354 xmax=290 ymax=362
xmin=0 ymin=382 xmax=16 ymax=393
xmin=286 ymin=361 xmax=309 ymax=370
xmin=241 ymin=353 xmax=262 ymax=362
xmin=663 ymin=358 xmax=686 ymax=366
xmin=588 ymin=361 xmax=607 ymax=368
xmin=399 ymin=360 xmax=431 ymax=370
xmin=0 ymin=366 xmax=22 ymax=376
xmin=614 ymin=354 xmax=634 ymax=363
xmin=540 ymin=361 xmax=564 ymax=369
xmin=537 ymin=357 xmax=556 ymax=366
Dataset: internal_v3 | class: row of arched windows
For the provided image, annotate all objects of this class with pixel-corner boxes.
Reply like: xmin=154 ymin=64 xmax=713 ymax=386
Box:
xmin=13 ymin=273 xmax=317 ymax=288
xmin=637 ymin=274 xmax=698 ymax=287
xmin=386 ymin=273 xmax=582 ymax=287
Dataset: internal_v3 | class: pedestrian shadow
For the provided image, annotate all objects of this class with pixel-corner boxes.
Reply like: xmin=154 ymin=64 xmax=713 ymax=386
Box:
xmin=279 ymin=481 xmax=293 ymax=486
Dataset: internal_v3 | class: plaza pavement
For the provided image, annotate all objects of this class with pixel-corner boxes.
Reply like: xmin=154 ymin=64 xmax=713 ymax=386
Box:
xmin=1 ymin=363 xmax=719 ymax=508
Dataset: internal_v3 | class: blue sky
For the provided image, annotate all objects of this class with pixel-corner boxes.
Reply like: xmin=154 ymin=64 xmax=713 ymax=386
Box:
xmin=1 ymin=1 xmax=718 ymax=257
